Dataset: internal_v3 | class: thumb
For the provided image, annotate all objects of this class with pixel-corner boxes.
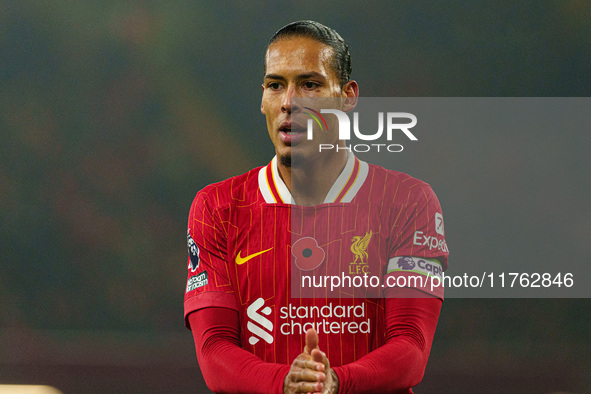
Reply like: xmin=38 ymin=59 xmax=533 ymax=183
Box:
xmin=304 ymin=328 xmax=319 ymax=354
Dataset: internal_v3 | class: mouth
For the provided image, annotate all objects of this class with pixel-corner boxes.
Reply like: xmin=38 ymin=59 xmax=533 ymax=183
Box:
xmin=279 ymin=122 xmax=306 ymax=133
xmin=278 ymin=122 xmax=306 ymax=144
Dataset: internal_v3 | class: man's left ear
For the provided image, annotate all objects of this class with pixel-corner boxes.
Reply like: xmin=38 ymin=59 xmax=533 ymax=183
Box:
xmin=342 ymin=80 xmax=359 ymax=112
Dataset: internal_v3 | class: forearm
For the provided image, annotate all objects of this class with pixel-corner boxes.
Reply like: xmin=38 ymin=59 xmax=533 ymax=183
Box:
xmin=333 ymin=339 xmax=426 ymax=393
xmin=189 ymin=307 xmax=290 ymax=394
xmin=334 ymin=294 xmax=442 ymax=393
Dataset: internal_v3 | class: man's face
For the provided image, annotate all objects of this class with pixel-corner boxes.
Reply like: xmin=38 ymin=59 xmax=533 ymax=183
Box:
xmin=261 ymin=37 xmax=349 ymax=166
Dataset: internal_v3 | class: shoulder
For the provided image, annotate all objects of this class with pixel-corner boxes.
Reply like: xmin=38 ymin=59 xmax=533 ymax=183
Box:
xmin=365 ymin=162 xmax=437 ymax=203
xmin=190 ymin=166 xmax=265 ymax=213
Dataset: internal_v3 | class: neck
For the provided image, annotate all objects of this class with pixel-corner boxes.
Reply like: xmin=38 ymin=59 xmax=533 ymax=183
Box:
xmin=277 ymin=149 xmax=349 ymax=206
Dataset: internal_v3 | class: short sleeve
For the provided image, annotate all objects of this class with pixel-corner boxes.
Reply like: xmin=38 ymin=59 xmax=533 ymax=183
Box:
xmin=184 ymin=191 xmax=238 ymax=327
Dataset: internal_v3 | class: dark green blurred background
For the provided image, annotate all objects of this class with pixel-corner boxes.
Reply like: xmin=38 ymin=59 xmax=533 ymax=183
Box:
xmin=1 ymin=1 xmax=590 ymax=393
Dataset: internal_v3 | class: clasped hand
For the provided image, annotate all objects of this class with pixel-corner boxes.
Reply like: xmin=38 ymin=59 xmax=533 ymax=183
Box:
xmin=284 ymin=328 xmax=338 ymax=394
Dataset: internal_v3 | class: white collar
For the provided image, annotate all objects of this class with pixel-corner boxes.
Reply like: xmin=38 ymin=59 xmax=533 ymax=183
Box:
xmin=258 ymin=151 xmax=368 ymax=204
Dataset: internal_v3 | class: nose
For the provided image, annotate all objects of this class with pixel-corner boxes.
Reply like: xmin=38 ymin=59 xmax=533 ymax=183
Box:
xmin=281 ymin=84 xmax=301 ymax=114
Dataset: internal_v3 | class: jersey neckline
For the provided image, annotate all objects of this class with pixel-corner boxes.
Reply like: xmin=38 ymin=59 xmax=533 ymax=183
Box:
xmin=258 ymin=151 xmax=369 ymax=204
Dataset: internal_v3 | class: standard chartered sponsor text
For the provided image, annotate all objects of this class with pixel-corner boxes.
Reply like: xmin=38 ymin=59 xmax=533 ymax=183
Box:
xmin=279 ymin=303 xmax=370 ymax=335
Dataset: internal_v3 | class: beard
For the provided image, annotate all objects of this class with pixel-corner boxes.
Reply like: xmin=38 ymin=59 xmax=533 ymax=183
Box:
xmin=279 ymin=151 xmax=307 ymax=169
xmin=279 ymin=154 xmax=291 ymax=168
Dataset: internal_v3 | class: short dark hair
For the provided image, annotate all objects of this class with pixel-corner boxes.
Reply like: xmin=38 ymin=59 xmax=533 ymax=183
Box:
xmin=266 ymin=20 xmax=352 ymax=86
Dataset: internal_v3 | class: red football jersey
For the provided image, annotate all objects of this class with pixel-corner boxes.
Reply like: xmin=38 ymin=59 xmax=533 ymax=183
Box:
xmin=184 ymin=152 xmax=449 ymax=367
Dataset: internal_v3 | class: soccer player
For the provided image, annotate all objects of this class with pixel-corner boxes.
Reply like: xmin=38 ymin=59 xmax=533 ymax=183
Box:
xmin=184 ymin=20 xmax=449 ymax=393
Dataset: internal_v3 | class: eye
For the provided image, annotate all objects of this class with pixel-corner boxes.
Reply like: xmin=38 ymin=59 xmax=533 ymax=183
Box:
xmin=267 ymin=82 xmax=281 ymax=90
xmin=303 ymin=81 xmax=319 ymax=89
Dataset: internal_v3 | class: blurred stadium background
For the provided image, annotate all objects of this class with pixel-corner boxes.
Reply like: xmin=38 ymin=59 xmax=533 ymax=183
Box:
xmin=1 ymin=1 xmax=590 ymax=393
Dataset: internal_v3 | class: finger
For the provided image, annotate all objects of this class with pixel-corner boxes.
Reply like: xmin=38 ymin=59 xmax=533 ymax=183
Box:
xmin=311 ymin=349 xmax=325 ymax=363
xmin=304 ymin=328 xmax=319 ymax=354
xmin=294 ymin=356 xmax=325 ymax=372
xmin=294 ymin=380 xmax=323 ymax=393
xmin=286 ymin=379 xmax=323 ymax=393
xmin=294 ymin=353 xmax=313 ymax=362
xmin=311 ymin=349 xmax=330 ymax=370
xmin=290 ymin=368 xmax=326 ymax=383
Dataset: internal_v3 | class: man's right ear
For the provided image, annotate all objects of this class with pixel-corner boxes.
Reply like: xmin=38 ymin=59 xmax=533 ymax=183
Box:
xmin=261 ymin=85 xmax=266 ymax=115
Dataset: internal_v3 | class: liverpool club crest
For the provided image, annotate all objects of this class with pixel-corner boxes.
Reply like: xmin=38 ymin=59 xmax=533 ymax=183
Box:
xmin=349 ymin=230 xmax=372 ymax=274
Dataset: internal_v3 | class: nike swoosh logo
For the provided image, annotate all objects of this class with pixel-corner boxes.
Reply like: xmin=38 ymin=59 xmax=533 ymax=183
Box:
xmin=235 ymin=247 xmax=273 ymax=265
